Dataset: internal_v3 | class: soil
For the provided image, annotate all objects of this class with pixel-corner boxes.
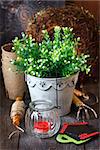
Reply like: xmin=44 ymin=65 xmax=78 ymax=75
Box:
xmin=3 ymin=43 xmax=13 ymax=52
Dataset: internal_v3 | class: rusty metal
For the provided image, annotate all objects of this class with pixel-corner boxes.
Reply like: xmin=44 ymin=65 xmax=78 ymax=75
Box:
xmin=8 ymin=126 xmax=24 ymax=139
xmin=72 ymin=93 xmax=98 ymax=121
xmin=76 ymin=104 xmax=98 ymax=120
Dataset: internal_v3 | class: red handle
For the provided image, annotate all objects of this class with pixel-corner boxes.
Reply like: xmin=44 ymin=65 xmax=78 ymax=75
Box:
xmin=79 ymin=132 xmax=100 ymax=140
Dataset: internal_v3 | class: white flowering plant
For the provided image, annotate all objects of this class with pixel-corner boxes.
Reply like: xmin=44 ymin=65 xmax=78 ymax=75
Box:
xmin=12 ymin=26 xmax=91 ymax=78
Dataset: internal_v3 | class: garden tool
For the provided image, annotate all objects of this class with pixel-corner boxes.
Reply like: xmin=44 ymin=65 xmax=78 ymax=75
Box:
xmin=72 ymin=93 xmax=98 ymax=120
xmin=56 ymin=134 xmax=91 ymax=144
xmin=56 ymin=122 xmax=100 ymax=144
xmin=74 ymin=89 xmax=89 ymax=100
xmin=74 ymin=89 xmax=98 ymax=105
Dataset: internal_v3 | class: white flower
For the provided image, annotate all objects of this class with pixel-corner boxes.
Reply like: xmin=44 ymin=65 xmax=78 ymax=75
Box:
xmin=55 ymin=26 xmax=60 ymax=30
xmin=69 ymin=28 xmax=73 ymax=32
xmin=77 ymin=37 xmax=80 ymax=41
xmin=42 ymin=30 xmax=47 ymax=34
xmin=64 ymin=60 xmax=67 ymax=63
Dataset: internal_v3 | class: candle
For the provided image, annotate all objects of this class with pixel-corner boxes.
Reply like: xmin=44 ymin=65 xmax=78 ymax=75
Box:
xmin=34 ymin=121 xmax=50 ymax=133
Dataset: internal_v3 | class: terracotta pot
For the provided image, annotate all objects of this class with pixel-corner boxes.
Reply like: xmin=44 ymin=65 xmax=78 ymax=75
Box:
xmin=1 ymin=43 xmax=26 ymax=100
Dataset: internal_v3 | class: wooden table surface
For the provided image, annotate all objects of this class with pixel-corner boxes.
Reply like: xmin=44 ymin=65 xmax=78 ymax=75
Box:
xmin=0 ymin=71 xmax=99 ymax=150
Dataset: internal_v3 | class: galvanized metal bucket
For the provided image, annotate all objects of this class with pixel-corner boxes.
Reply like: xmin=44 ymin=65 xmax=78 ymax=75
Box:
xmin=26 ymin=73 xmax=79 ymax=116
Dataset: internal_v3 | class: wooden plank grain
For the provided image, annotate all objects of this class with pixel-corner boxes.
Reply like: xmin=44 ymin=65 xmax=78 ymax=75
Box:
xmin=18 ymin=132 xmax=71 ymax=150
xmin=18 ymin=114 xmax=85 ymax=150
xmin=0 ymin=71 xmax=19 ymax=150
xmin=19 ymin=133 xmax=85 ymax=150
xmin=0 ymin=73 xmax=99 ymax=150
xmin=61 ymin=116 xmax=85 ymax=150
xmin=84 ymin=119 xmax=100 ymax=150
xmin=18 ymin=81 xmax=99 ymax=150
xmin=18 ymin=133 xmax=48 ymax=150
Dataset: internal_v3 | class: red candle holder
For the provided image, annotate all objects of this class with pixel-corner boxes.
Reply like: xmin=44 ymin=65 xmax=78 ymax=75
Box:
xmin=34 ymin=121 xmax=50 ymax=133
xmin=29 ymin=100 xmax=60 ymax=138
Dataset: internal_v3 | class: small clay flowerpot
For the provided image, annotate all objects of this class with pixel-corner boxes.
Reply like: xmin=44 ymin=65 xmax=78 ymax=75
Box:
xmin=1 ymin=43 xmax=26 ymax=100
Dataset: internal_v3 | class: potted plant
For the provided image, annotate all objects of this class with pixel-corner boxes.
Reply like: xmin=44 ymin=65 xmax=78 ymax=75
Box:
xmin=1 ymin=43 xmax=26 ymax=100
xmin=11 ymin=26 xmax=90 ymax=115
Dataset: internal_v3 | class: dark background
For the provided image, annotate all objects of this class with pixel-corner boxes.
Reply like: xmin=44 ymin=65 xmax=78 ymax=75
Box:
xmin=0 ymin=0 xmax=99 ymax=47
xmin=0 ymin=0 xmax=65 ymax=47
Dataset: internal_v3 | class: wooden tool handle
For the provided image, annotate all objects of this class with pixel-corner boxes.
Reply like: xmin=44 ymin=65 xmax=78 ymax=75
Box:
xmin=74 ymin=89 xmax=85 ymax=97
xmin=72 ymin=94 xmax=84 ymax=107
xmin=16 ymin=96 xmax=23 ymax=101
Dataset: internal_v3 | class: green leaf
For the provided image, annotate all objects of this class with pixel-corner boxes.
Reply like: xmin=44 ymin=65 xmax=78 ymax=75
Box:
xmin=11 ymin=27 xmax=90 ymax=78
